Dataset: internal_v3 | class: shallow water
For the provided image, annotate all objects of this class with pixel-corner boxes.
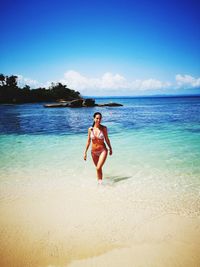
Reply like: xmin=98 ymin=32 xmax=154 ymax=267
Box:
xmin=0 ymin=96 xmax=200 ymax=266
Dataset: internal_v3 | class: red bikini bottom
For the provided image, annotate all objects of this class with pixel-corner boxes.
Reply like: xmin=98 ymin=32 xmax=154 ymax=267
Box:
xmin=91 ymin=148 xmax=107 ymax=157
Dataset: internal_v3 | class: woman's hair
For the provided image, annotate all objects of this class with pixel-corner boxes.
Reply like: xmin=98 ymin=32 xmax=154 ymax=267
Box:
xmin=92 ymin=112 xmax=102 ymax=127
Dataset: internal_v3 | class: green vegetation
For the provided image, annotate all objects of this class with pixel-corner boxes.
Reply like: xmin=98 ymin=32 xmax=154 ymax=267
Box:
xmin=0 ymin=74 xmax=81 ymax=104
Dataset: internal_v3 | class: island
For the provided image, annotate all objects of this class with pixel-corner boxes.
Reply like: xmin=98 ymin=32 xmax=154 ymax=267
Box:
xmin=0 ymin=74 xmax=123 ymax=107
xmin=0 ymin=74 xmax=81 ymax=104
xmin=43 ymin=98 xmax=123 ymax=108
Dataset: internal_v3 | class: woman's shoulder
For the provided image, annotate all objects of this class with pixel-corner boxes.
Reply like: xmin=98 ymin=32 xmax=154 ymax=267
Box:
xmin=100 ymin=125 xmax=107 ymax=131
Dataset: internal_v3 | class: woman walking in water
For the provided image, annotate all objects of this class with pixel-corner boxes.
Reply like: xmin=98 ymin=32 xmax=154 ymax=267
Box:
xmin=84 ymin=112 xmax=112 ymax=184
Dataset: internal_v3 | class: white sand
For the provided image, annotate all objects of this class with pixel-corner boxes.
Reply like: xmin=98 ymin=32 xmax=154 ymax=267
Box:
xmin=69 ymin=214 xmax=200 ymax=267
xmin=0 ymin=172 xmax=200 ymax=267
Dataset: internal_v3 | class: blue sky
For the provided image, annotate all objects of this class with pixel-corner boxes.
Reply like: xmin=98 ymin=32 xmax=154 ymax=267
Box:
xmin=1 ymin=0 xmax=200 ymax=96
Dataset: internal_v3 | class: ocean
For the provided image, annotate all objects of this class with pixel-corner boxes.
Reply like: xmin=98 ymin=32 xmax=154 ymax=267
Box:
xmin=0 ymin=96 xmax=200 ymax=267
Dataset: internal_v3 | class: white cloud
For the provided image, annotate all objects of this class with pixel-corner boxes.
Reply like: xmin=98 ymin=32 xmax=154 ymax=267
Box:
xmin=100 ymin=72 xmax=127 ymax=89
xmin=175 ymin=74 xmax=200 ymax=88
xmin=17 ymin=74 xmax=39 ymax=88
xmin=60 ymin=70 xmax=171 ymax=92
xmin=60 ymin=70 xmax=128 ymax=90
xmin=60 ymin=70 xmax=90 ymax=90
xmin=15 ymin=71 xmax=200 ymax=96
xmin=130 ymin=78 xmax=171 ymax=91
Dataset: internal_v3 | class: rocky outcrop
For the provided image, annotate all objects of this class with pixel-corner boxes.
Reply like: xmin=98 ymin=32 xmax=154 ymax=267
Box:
xmin=43 ymin=98 xmax=123 ymax=108
xmin=97 ymin=102 xmax=123 ymax=107
xmin=43 ymin=103 xmax=68 ymax=108
xmin=82 ymin=98 xmax=96 ymax=107
xmin=67 ymin=99 xmax=84 ymax=107
xmin=44 ymin=99 xmax=84 ymax=108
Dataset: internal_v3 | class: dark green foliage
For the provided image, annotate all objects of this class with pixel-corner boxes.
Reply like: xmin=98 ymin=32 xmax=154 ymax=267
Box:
xmin=0 ymin=74 xmax=81 ymax=104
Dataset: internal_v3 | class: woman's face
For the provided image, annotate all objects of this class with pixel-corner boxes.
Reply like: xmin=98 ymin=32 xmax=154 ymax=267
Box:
xmin=94 ymin=114 xmax=102 ymax=125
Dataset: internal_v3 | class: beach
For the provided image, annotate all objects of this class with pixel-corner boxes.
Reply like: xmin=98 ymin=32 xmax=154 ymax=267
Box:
xmin=0 ymin=97 xmax=200 ymax=267
xmin=1 ymin=164 xmax=200 ymax=267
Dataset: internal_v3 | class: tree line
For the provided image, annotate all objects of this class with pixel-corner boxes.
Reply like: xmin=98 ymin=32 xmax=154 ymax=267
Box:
xmin=0 ymin=74 xmax=81 ymax=104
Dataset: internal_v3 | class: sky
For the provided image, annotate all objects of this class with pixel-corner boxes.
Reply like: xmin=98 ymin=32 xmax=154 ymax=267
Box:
xmin=1 ymin=0 xmax=200 ymax=96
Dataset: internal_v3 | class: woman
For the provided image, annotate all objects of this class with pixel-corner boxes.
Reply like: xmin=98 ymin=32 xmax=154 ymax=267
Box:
xmin=84 ymin=112 xmax=112 ymax=184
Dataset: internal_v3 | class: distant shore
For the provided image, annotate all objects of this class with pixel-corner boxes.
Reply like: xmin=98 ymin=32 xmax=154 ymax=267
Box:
xmin=1 ymin=94 xmax=200 ymax=106
xmin=43 ymin=98 xmax=123 ymax=108
xmin=1 ymin=73 xmax=200 ymax=105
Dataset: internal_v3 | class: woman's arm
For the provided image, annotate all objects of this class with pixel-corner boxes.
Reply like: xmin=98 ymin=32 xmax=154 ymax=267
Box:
xmin=103 ymin=126 xmax=112 ymax=155
xmin=84 ymin=128 xmax=91 ymax=160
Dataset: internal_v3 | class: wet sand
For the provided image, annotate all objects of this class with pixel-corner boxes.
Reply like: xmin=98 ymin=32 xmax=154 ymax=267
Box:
xmin=0 ymin=172 xmax=200 ymax=267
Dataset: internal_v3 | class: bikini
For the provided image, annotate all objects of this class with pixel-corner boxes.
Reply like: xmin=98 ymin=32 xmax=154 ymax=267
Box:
xmin=90 ymin=127 xmax=107 ymax=157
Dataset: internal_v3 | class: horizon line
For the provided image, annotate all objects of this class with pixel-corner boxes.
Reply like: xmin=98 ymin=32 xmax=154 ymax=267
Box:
xmin=83 ymin=93 xmax=200 ymax=98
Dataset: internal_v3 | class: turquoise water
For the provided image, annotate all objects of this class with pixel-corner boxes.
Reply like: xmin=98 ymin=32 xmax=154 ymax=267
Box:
xmin=0 ymin=97 xmax=200 ymax=215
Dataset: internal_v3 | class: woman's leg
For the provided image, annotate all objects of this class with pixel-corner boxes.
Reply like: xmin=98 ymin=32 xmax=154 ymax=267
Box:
xmin=91 ymin=153 xmax=102 ymax=182
xmin=96 ymin=150 xmax=108 ymax=181
xmin=91 ymin=153 xmax=99 ymax=167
